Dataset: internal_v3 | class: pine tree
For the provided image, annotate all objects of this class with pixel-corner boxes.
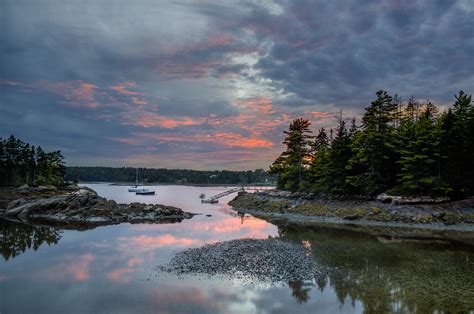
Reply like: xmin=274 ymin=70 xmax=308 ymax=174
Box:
xmin=440 ymin=91 xmax=474 ymax=196
xmin=346 ymin=91 xmax=399 ymax=195
xmin=396 ymin=103 xmax=449 ymax=195
xmin=323 ymin=119 xmax=353 ymax=194
xmin=308 ymin=128 xmax=330 ymax=192
xmin=270 ymin=118 xmax=313 ymax=192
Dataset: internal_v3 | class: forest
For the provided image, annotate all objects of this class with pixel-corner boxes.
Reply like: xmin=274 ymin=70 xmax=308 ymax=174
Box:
xmin=0 ymin=135 xmax=274 ymax=186
xmin=66 ymin=167 xmax=274 ymax=185
xmin=0 ymin=135 xmax=65 ymax=186
xmin=270 ymin=90 xmax=474 ymax=199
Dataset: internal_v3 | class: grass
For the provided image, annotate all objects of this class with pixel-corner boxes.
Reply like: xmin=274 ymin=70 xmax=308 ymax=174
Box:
xmin=229 ymin=193 xmax=474 ymax=225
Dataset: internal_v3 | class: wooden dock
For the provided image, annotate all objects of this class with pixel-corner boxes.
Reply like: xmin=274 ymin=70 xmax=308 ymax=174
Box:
xmin=201 ymin=187 xmax=245 ymax=204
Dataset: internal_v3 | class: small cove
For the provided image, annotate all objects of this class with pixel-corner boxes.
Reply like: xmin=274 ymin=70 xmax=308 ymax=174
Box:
xmin=1 ymin=183 xmax=473 ymax=313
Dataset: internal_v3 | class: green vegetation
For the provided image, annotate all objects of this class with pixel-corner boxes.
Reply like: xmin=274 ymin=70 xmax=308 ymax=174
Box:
xmin=66 ymin=166 xmax=275 ymax=185
xmin=0 ymin=135 xmax=65 ymax=186
xmin=270 ymin=90 xmax=474 ymax=198
xmin=229 ymin=193 xmax=473 ymax=224
xmin=270 ymin=118 xmax=313 ymax=191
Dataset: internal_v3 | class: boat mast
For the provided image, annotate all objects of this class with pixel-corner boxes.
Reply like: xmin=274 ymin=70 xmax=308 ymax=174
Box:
xmin=136 ymin=168 xmax=138 ymax=186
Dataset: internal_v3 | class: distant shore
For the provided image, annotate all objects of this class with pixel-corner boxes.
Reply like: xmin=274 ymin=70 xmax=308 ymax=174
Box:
xmin=83 ymin=181 xmax=276 ymax=187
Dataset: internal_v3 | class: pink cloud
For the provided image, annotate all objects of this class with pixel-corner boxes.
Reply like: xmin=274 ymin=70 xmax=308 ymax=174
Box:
xmin=110 ymin=81 xmax=143 ymax=95
xmin=307 ymin=111 xmax=336 ymax=121
xmin=124 ymin=111 xmax=203 ymax=128
xmin=213 ymin=132 xmax=273 ymax=148
xmin=157 ymin=60 xmax=222 ymax=79
xmin=207 ymin=34 xmax=233 ymax=46
xmin=235 ymin=96 xmax=275 ymax=115
xmin=131 ymin=96 xmax=148 ymax=106
xmin=36 ymin=80 xmax=100 ymax=109
xmin=132 ymin=131 xmax=273 ymax=148
xmin=124 ymin=149 xmax=281 ymax=170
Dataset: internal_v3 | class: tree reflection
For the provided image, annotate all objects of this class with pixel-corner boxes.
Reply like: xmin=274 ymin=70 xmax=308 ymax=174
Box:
xmin=278 ymin=224 xmax=474 ymax=313
xmin=0 ymin=219 xmax=62 ymax=261
xmin=288 ymin=280 xmax=313 ymax=304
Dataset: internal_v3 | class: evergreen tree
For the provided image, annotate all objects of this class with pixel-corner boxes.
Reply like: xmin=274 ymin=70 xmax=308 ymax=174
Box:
xmin=0 ymin=136 xmax=66 ymax=186
xmin=395 ymin=103 xmax=448 ymax=195
xmin=308 ymin=128 xmax=330 ymax=192
xmin=440 ymin=91 xmax=474 ymax=196
xmin=321 ymin=119 xmax=353 ymax=194
xmin=346 ymin=91 xmax=399 ymax=195
xmin=270 ymin=118 xmax=313 ymax=192
xmin=270 ymin=90 xmax=473 ymax=198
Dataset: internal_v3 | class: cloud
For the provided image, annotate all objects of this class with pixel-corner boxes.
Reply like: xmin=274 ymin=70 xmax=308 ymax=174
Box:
xmin=1 ymin=0 xmax=472 ymax=169
xmin=35 ymin=80 xmax=100 ymax=109
xmin=110 ymin=81 xmax=143 ymax=96
xmin=123 ymin=111 xmax=203 ymax=129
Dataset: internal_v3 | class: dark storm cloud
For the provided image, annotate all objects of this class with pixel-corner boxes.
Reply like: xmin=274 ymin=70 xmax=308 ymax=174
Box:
xmin=1 ymin=0 xmax=473 ymax=169
xmin=244 ymin=0 xmax=474 ymax=106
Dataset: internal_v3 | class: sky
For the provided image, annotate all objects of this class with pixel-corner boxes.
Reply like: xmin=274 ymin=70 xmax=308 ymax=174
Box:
xmin=1 ymin=0 xmax=473 ymax=170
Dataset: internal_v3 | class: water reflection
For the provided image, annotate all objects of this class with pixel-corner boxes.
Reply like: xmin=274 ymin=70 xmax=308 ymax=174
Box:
xmin=0 ymin=219 xmax=62 ymax=261
xmin=279 ymin=224 xmax=474 ymax=313
xmin=288 ymin=280 xmax=313 ymax=304
xmin=1 ymin=184 xmax=473 ymax=313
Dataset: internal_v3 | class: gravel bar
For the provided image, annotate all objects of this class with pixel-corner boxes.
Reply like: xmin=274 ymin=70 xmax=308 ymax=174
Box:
xmin=157 ymin=238 xmax=321 ymax=283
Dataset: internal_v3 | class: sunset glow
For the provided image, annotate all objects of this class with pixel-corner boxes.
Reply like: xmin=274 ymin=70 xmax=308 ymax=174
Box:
xmin=1 ymin=1 xmax=472 ymax=169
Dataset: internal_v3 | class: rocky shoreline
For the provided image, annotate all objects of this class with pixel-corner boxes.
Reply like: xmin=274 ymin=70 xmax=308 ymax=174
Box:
xmin=0 ymin=185 xmax=194 ymax=229
xmin=229 ymin=190 xmax=474 ymax=244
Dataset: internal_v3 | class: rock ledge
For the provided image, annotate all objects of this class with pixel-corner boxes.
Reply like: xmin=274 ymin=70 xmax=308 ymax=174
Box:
xmin=1 ymin=185 xmax=194 ymax=229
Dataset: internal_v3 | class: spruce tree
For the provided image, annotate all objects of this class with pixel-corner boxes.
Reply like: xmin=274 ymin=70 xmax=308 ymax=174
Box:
xmin=346 ymin=91 xmax=399 ymax=195
xmin=270 ymin=118 xmax=313 ymax=192
xmin=323 ymin=119 xmax=353 ymax=194
xmin=396 ymin=102 xmax=449 ymax=195
xmin=308 ymin=128 xmax=330 ymax=192
xmin=440 ymin=91 xmax=474 ymax=196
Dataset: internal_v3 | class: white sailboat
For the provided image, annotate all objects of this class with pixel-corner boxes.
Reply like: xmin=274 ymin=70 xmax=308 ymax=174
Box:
xmin=128 ymin=169 xmax=143 ymax=192
xmin=128 ymin=168 xmax=156 ymax=195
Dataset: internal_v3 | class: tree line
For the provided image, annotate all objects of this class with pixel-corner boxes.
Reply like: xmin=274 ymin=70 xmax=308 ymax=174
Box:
xmin=270 ymin=90 xmax=474 ymax=198
xmin=66 ymin=167 xmax=275 ymax=185
xmin=0 ymin=135 xmax=65 ymax=186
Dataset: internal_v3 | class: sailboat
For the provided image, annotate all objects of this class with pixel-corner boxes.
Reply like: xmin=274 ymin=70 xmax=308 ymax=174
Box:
xmin=128 ymin=169 xmax=142 ymax=192
xmin=128 ymin=168 xmax=156 ymax=195
xmin=136 ymin=189 xmax=155 ymax=195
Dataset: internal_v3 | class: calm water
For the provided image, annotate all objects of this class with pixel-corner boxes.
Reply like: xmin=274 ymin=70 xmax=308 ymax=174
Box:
xmin=1 ymin=184 xmax=473 ymax=313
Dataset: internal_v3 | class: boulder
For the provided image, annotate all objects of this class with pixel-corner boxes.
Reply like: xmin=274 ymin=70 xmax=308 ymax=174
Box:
xmin=5 ymin=194 xmax=68 ymax=217
xmin=377 ymin=193 xmax=450 ymax=205
xmin=64 ymin=185 xmax=82 ymax=192
xmin=6 ymin=198 xmax=29 ymax=210
xmin=37 ymin=185 xmax=58 ymax=192
xmin=72 ymin=188 xmax=97 ymax=196
xmin=376 ymin=193 xmax=392 ymax=204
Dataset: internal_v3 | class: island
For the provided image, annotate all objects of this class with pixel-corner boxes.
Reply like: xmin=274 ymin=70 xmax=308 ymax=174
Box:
xmin=0 ymin=184 xmax=193 ymax=230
